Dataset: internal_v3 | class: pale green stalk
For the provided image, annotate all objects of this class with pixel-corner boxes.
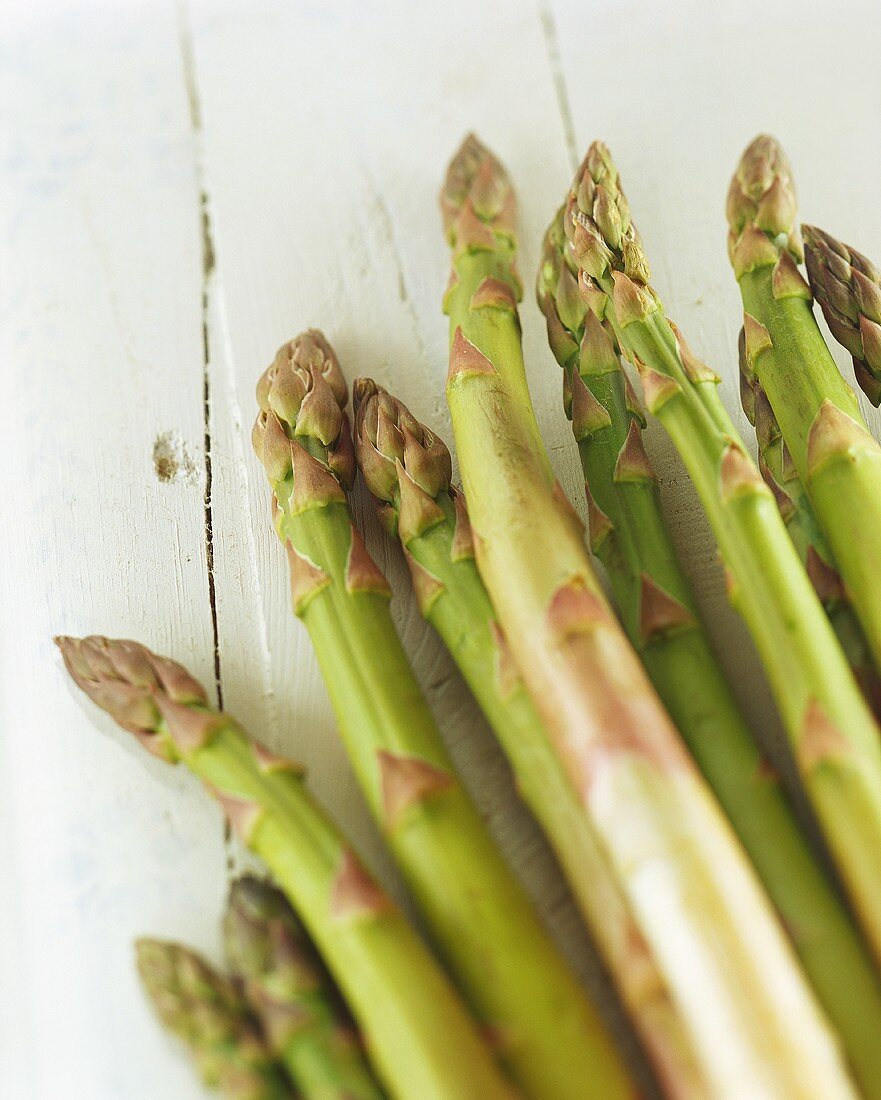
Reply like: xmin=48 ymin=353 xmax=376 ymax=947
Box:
xmin=737 ymin=330 xmax=881 ymax=713
xmin=57 ymin=635 xmax=519 ymax=1100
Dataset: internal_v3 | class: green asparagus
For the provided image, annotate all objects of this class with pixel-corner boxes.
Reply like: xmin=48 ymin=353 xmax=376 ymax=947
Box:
xmin=351 ymin=376 xmax=702 ymax=1097
xmin=136 ymin=938 xmax=291 ymax=1099
xmin=727 ymin=135 xmax=881 ymax=678
xmin=738 ymin=329 xmax=881 ymax=713
xmin=440 ymin=133 xmax=857 ymax=1100
xmin=252 ymin=331 xmax=631 ymax=1100
xmin=539 ymin=205 xmax=881 ymax=1095
xmin=225 ymin=875 xmax=385 ymax=1100
xmin=563 ymin=138 xmax=881 ymax=973
xmin=803 ymin=225 xmax=881 ymax=406
xmin=57 ymin=635 xmax=519 ymax=1100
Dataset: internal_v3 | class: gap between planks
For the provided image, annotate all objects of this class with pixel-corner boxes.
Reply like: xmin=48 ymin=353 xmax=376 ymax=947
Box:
xmin=539 ymin=2 xmax=579 ymax=175
xmin=177 ymin=0 xmax=223 ymax=710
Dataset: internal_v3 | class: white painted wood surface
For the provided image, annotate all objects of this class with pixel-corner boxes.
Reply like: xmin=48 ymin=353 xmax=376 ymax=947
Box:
xmin=2 ymin=0 xmax=880 ymax=1095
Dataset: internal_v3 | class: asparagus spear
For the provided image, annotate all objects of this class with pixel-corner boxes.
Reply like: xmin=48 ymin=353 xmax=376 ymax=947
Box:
xmin=56 ymin=635 xmax=519 ymax=1100
xmin=351 ymin=377 xmax=702 ymax=1097
xmin=564 ymin=138 xmax=881 ymax=970
xmin=727 ymin=135 xmax=881 ymax=676
xmin=441 ymin=133 xmax=858 ymax=1100
xmin=738 ymin=331 xmax=881 ymax=713
xmin=803 ymin=225 xmax=881 ymax=406
xmin=135 ymin=938 xmax=291 ymax=1099
xmin=225 ymin=874 xmax=386 ymax=1100
xmin=539 ymin=207 xmax=881 ymax=1095
xmin=252 ymin=331 xmax=630 ymax=1100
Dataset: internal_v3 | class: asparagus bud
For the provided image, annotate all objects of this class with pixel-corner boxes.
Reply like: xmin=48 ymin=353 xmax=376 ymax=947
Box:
xmin=352 ymin=379 xmax=451 ymax=494
xmin=225 ymin=876 xmax=385 ymax=1100
xmin=253 ymin=330 xmax=355 ymax=498
xmin=803 ymin=225 xmax=881 ymax=405
xmin=136 ymin=938 xmax=290 ymax=1099
xmin=57 ymin=635 xmax=519 ymax=1100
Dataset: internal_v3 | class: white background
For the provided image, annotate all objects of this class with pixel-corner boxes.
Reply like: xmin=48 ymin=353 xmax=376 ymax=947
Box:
xmin=3 ymin=0 xmax=881 ymax=1095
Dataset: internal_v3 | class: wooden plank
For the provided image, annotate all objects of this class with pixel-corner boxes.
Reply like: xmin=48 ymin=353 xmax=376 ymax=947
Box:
xmin=0 ymin=2 xmax=222 ymax=1096
xmin=9 ymin=0 xmax=880 ymax=1094
xmin=189 ymin=0 xmax=631 ymax=1024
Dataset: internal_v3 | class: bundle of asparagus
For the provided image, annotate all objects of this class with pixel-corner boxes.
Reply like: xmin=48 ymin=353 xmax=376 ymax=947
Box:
xmin=57 ymin=636 xmax=518 ymax=1100
xmin=55 ymin=124 xmax=881 ymax=1100
xmin=553 ymin=138 xmax=881 ymax=967
xmin=251 ymin=331 xmax=630 ymax=1100
xmin=727 ymin=136 xmax=881 ymax=679
xmin=440 ymin=134 xmax=856 ymax=1098
xmin=538 ymin=192 xmax=881 ymax=1094
xmin=350 ymin=376 xmax=700 ymax=1094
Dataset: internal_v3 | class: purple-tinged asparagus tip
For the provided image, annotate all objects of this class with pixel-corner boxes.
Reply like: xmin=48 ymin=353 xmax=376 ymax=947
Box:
xmin=55 ymin=635 xmax=208 ymax=760
xmin=803 ymin=224 xmax=881 ymax=406
xmin=56 ymin=636 xmax=234 ymax=765
xmin=727 ymin=135 xmax=801 ymax=263
xmin=352 ymin=377 xmax=452 ymax=509
xmin=440 ymin=133 xmax=517 ymax=251
xmin=253 ymin=330 xmax=354 ymax=489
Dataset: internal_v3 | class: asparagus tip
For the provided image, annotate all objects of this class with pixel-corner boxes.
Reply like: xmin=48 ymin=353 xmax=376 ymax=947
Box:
xmin=56 ymin=634 xmax=208 ymax=748
xmin=727 ymin=133 xmax=800 ymax=258
xmin=136 ymin=937 xmax=287 ymax=1096
xmin=802 ymin=223 xmax=881 ymax=405
xmin=253 ymin=330 xmax=355 ymax=491
xmin=440 ymin=133 xmax=516 ymax=249
xmin=352 ymin=377 xmax=452 ymax=511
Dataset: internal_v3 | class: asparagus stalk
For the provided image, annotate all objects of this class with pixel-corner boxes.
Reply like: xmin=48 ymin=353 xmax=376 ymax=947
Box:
xmin=440 ymin=133 xmax=859 ymax=1100
xmin=539 ymin=208 xmax=881 ymax=1095
xmin=135 ymin=938 xmax=292 ymax=1099
xmin=803 ymin=225 xmax=881 ymax=406
xmin=351 ymin=377 xmax=703 ymax=1097
xmin=252 ymin=332 xmax=630 ymax=1100
xmin=56 ymin=635 xmax=519 ymax=1100
xmin=738 ymin=331 xmax=881 ymax=713
xmin=727 ymin=135 xmax=881 ymax=676
xmin=564 ymin=137 xmax=881 ymax=969
xmin=225 ymin=875 xmax=386 ymax=1100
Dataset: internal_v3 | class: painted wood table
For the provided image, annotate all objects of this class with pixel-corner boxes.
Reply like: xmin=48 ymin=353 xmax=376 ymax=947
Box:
xmin=3 ymin=0 xmax=880 ymax=1095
